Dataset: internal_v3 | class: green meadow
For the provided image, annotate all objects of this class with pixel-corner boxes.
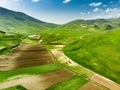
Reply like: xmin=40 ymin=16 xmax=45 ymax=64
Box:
xmin=63 ymin=30 xmax=120 ymax=84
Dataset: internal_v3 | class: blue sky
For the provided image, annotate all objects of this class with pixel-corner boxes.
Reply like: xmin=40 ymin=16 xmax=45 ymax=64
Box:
xmin=0 ymin=0 xmax=120 ymax=24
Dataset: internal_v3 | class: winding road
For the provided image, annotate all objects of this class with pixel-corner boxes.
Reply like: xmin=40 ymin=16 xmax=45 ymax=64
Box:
xmin=50 ymin=45 xmax=120 ymax=90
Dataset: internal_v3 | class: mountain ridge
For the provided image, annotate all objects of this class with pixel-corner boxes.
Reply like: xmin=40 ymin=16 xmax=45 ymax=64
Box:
xmin=0 ymin=7 xmax=58 ymax=34
xmin=0 ymin=7 xmax=120 ymax=35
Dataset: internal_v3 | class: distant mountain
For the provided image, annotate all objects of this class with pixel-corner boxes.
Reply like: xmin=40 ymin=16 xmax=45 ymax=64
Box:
xmin=0 ymin=7 xmax=58 ymax=34
xmin=1 ymin=6 xmax=119 ymax=35
xmin=60 ymin=18 xmax=120 ymax=31
xmin=40 ymin=17 xmax=120 ymax=43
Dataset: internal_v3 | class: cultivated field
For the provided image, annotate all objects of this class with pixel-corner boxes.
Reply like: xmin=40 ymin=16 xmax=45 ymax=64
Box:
xmin=0 ymin=42 xmax=76 ymax=90
xmin=0 ymin=44 xmax=54 ymax=71
xmin=0 ymin=68 xmax=74 ymax=90
xmin=47 ymin=75 xmax=88 ymax=90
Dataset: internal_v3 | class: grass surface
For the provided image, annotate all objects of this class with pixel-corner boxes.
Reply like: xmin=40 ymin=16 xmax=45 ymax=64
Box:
xmin=2 ymin=85 xmax=27 ymax=90
xmin=64 ymin=64 xmax=94 ymax=78
xmin=43 ymin=45 xmax=62 ymax=49
xmin=21 ymin=38 xmax=39 ymax=44
xmin=0 ymin=64 xmax=62 ymax=82
xmin=40 ymin=29 xmax=93 ymax=44
xmin=63 ymin=30 xmax=120 ymax=84
xmin=0 ymin=33 xmax=25 ymax=54
xmin=47 ymin=75 xmax=88 ymax=90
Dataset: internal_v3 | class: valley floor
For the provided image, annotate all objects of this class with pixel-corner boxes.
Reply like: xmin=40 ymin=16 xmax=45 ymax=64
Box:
xmin=0 ymin=39 xmax=120 ymax=90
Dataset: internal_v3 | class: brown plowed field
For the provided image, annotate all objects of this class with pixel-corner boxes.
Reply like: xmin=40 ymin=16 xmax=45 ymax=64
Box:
xmin=0 ymin=68 xmax=74 ymax=90
xmin=0 ymin=44 xmax=54 ymax=71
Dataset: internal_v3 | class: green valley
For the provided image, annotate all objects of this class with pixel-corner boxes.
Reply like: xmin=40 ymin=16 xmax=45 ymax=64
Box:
xmin=0 ymin=6 xmax=120 ymax=90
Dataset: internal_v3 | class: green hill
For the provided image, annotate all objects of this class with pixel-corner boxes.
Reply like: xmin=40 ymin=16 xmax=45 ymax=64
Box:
xmin=0 ymin=7 xmax=57 ymax=35
xmin=1 ymin=6 xmax=120 ymax=35
xmin=63 ymin=30 xmax=120 ymax=84
xmin=59 ymin=18 xmax=120 ymax=32
xmin=40 ymin=17 xmax=120 ymax=43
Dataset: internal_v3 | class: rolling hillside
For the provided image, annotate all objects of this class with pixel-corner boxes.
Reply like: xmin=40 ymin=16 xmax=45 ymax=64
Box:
xmin=63 ymin=30 xmax=120 ymax=84
xmin=0 ymin=7 xmax=57 ymax=35
xmin=40 ymin=17 xmax=120 ymax=44
xmin=60 ymin=18 xmax=120 ymax=31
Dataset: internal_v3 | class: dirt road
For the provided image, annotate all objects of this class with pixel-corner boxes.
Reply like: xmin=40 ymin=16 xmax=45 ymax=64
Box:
xmin=90 ymin=74 xmax=120 ymax=90
xmin=79 ymin=82 xmax=103 ymax=90
xmin=50 ymin=46 xmax=120 ymax=90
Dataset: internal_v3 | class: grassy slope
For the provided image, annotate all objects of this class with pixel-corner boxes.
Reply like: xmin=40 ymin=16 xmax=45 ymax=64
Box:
xmin=65 ymin=18 xmax=120 ymax=31
xmin=63 ymin=30 xmax=120 ymax=84
xmin=47 ymin=75 xmax=88 ymax=90
xmin=40 ymin=18 xmax=120 ymax=44
xmin=40 ymin=28 xmax=94 ymax=44
xmin=2 ymin=85 xmax=27 ymax=90
xmin=0 ymin=64 xmax=62 ymax=82
xmin=0 ymin=7 xmax=57 ymax=35
xmin=0 ymin=32 xmax=26 ymax=54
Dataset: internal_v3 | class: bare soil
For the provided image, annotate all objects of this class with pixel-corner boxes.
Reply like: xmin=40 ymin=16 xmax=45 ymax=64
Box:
xmin=0 ymin=68 xmax=74 ymax=90
xmin=0 ymin=44 xmax=54 ymax=71
xmin=79 ymin=81 xmax=104 ymax=90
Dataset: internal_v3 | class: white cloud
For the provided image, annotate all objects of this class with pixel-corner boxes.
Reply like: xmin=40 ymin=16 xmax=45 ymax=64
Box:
xmin=80 ymin=11 xmax=91 ymax=16
xmin=105 ymin=8 xmax=111 ymax=13
xmin=81 ymin=7 xmax=120 ymax=20
xmin=0 ymin=0 xmax=12 ymax=6
xmin=80 ymin=12 xmax=86 ymax=15
xmin=0 ymin=0 xmax=7 ymax=4
xmin=109 ymin=1 xmax=113 ymax=4
xmin=93 ymin=8 xmax=100 ymax=12
xmin=105 ymin=8 xmax=120 ymax=13
xmin=63 ymin=0 xmax=71 ymax=4
xmin=14 ymin=0 xmax=21 ymax=1
xmin=32 ymin=0 xmax=40 ymax=3
xmin=0 ymin=0 xmax=21 ymax=4
xmin=93 ymin=8 xmax=120 ymax=19
xmin=87 ymin=12 xmax=91 ymax=14
xmin=89 ymin=2 xmax=102 ymax=7
xmin=103 ymin=5 xmax=108 ymax=7
xmin=0 ymin=0 xmax=23 ymax=7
